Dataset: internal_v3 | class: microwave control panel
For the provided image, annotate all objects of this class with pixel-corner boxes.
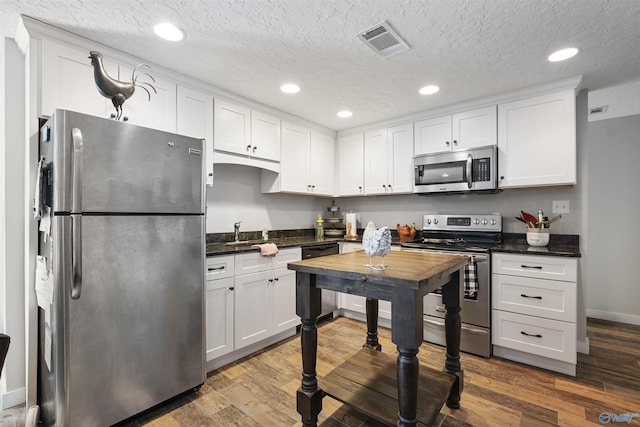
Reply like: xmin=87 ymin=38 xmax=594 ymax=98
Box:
xmin=472 ymin=158 xmax=491 ymax=182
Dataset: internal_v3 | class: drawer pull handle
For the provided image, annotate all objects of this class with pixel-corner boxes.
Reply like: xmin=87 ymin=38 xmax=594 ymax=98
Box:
xmin=520 ymin=293 xmax=542 ymax=299
xmin=435 ymin=305 xmax=446 ymax=313
xmin=208 ymin=266 xmax=225 ymax=271
xmin=521 ymin=264 xmax=543 ymax=269
xmin=520 ymin=331 xmax=542 ymax=338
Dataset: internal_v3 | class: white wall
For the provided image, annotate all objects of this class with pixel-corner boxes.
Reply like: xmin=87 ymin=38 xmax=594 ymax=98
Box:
xmin=1 ymin=16 xmax=27 ymax=410
xmin=585 ymin=114 xmax=640 ymax=325
xmin=206 ymin=164 xmax=325 ymax=233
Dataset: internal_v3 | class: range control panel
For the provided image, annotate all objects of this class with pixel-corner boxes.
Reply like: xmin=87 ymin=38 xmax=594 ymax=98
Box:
xmin=422 ymin=214 xmax=502 ymax=232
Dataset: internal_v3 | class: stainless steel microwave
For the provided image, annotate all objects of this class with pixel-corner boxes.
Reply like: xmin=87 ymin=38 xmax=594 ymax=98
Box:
xmin=413 ymin=145 xmax=498 ymax=194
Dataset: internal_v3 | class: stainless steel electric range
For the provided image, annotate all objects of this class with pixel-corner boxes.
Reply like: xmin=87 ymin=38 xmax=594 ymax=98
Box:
xmin=401 ymin=213 xmax=502 ymax=357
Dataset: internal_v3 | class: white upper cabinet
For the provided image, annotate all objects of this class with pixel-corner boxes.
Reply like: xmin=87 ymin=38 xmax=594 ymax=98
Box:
xmin=119 ymin=64 xmax=177 ymax=132
xmin=213 ymin=98 xmax=281 ymax=162
xmin=309 ymin=130 xmax=336 ymax=195
xmin=250 ymin=110 xmax=281 ymax=162
xmin=261 ymin=123 xmax=335 ymax=196
xmin=364 ymin=123 xmax=413 ymax=195
xmin=176 ymin=85 xmax=214 ymax=186
xmin=364 ymin=128 xmax=388 ymax=195
xmin=213 ymin=98 xmax=251 ymax=156
xmin=41 ymin=40 xmax=114 ymax=118
xmin=414 ymin=106 xmax=496 ymax=155
xmin=337 ymin=133 xmax=365 ymax=196
xmin=278 ymin=121 xmax=311 ymax=193
xmin=40 ymin=40 xmax=177 ymax=132
xmin=497 ymin=90 xmax=576 ymax=188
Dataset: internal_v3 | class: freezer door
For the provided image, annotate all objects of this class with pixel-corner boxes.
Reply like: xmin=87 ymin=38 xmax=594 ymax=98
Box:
xmin=42 ymin=109 xmax=204 ymax=214
xmin=59 ymin=215 xmax=205 ymax=426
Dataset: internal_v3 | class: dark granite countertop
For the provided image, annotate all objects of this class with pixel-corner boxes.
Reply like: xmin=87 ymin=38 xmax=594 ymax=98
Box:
xmin=205 ymin=228 xmax=403 ymax=257
xmin=491 ymin=233 xmax=581 ymax=257
xmin=206 ymin=236 xmax=344 ymax=256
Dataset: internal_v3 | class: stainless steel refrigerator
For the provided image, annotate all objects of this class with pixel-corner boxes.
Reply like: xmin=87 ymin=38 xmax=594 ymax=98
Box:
xmin=36 ymin=109 xmax=206 ymax=426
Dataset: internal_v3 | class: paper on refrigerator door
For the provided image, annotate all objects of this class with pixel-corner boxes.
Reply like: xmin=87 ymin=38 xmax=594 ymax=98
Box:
xmin=44 ymin=324 xmax=52 ymax=371
xmin=35 ymin=255 xmax=54 ymax=311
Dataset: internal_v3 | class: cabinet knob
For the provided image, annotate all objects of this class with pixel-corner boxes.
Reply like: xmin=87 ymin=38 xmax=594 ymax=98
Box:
xmin=229 ymin=287 xmax=234 ymax=291
xmin=274 ymin=277 xmax=279 ymax=281
xmin=445 ymin=141 xmax=450 ymax=146
xmin=453 ymin=140 xmax=458 ymax=145
xmin=208 ymin=173 xmax=213 ymax=177
xmin=500 ymin=176 xmax=505 ymax=180
xmin=382 ymin=184 xmax=386 ymax=188
xmin=252 ymin=146 xmax=257 ymax=153
xmin=268 ymin=278 xmax=274 ymax=283
xmin=246 ymin=144 xmax=252 ymax=152
xmin=388 ymin=184 xmax=392 ymax=190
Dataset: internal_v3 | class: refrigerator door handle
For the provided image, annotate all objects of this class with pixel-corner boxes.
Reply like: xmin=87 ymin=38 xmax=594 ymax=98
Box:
xmin=71 ymin=128 xmax=83 ymax=212
xmin=71 ymin=215 xmax=82 ymax=299
xmin=71 ymin=127 xmax=83 ymax=299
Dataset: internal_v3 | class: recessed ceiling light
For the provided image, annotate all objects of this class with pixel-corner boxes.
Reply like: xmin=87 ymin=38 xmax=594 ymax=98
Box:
xmin=280 ymin=83 xmax=300 ymax=94
xmin=337 ymin=111 xmax=353 ymax=118
xmin=419 ymin=85 xmax=440 ymax=95
xmin=154 ymin=23 xmax=184 ymax=41
xmin=548 ymin=47 xmax=579 ymax=62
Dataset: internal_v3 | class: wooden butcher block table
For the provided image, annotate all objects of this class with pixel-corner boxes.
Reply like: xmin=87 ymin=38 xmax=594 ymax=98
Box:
xmin=288 ymin=250 xmax=468 ymax=427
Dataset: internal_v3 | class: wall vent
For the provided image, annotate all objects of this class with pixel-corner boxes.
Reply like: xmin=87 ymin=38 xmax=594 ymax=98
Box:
xmin=357 ymin=21 xmax=410 ymax=57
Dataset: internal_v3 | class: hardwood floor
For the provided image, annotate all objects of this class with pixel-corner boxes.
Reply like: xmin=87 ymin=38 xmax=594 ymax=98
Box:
xmin=3 ymin=317 xmax=639 ymax=426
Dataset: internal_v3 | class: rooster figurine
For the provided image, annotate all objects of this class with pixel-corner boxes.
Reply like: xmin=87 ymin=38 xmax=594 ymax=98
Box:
xmin=88 ymin=51 xmax=157 ymax=121
xmin=362 ymin=221 xmax=392 ymax=271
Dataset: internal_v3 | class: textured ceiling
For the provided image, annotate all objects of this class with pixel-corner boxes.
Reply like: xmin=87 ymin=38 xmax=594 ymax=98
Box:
xmin=3 ymin=0 xmax=640 ymax=130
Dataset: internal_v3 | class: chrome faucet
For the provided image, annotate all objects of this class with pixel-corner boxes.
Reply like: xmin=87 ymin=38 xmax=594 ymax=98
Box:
xmin=234 ymin=221 xmax=241 ymax=242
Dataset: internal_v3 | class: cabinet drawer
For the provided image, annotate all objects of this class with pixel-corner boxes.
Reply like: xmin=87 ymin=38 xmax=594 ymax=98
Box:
xmin=206 ymin=255 xmax=235 ymax=280
xmin=492 ymin=310 xmax=576 ymax=363
xmin=235 ymin=252 xmax=273 ymax=275
xmin=492 ymin=274 xmax=576 ymax=322
xmin=492 ymin=253 xmax=577 ymax=282
xmin=272 ymin=247 xmax=302 ymax=269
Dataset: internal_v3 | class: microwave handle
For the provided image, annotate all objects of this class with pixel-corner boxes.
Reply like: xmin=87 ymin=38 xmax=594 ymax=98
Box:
xmin=466 ymin=154 xmax=472 ymax=189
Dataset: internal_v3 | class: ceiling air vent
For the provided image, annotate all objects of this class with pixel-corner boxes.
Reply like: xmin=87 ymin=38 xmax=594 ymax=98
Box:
xmin=357 ymin=21 xmax=410 ymax=57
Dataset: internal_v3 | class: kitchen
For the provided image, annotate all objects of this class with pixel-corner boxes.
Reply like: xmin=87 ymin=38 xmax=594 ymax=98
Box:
xmin=1 ymin=1 xmax=640 ymax=426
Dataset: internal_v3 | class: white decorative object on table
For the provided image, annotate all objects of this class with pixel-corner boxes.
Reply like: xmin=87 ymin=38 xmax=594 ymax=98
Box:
xmin=362 ymin=221 xmax=392 ymax=271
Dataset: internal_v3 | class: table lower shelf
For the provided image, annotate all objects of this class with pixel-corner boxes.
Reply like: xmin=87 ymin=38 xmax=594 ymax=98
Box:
xmin=322 ymin=348 xmax=456 ymax=426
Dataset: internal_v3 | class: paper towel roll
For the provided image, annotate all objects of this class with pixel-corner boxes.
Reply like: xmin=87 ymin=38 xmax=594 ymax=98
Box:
xmin=345 ymin=213 xmax=357 ymax=239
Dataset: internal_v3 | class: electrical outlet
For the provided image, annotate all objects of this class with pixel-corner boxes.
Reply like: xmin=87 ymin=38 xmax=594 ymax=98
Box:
xmin=552 ymin=200 xmax=570 ymax=214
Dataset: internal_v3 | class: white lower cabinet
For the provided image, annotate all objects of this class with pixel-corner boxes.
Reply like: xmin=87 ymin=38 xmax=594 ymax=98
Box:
xmin=205 ymin=247 xmax=301 ymax=370
xmin=492 ymin=252 xmax=578 ymax=376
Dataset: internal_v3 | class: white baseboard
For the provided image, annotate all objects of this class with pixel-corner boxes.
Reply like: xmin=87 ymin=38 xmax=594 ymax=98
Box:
xmin=1 ymin=386 xmax=26 ymax=410
xmin=577 ymin=337 xmax=590 ymax=355
xmin=587 ymin=309 xmax=640 ymax=326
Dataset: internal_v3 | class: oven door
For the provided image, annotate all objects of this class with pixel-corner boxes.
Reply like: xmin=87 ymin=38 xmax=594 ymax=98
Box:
xmin=423 ymin=252 xmax=490 ymax=328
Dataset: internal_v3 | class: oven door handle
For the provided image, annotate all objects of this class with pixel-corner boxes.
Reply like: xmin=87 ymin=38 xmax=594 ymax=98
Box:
xmin=466 ymin=153 xmax=473 ymax=189
xmin=423 ymin=317 xmax=488 ymax=335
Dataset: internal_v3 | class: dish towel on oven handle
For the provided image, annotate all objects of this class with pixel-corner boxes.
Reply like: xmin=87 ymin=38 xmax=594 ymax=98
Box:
xmin=464 ymin=256 xmax=478 ymax=299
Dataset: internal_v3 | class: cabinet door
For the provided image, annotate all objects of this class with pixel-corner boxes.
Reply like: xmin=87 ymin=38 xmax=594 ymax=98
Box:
xmin=414 ymin=115 xmax=452 ymax=155
xmin=308 ymin=131 xmax=335 ymax=196
xmin=251 ymin=110 xmax=281 ymax=161
xmin=387 ymin=123 xmax=414 ymax=193
xmin=214 ymin=99 xmax=251 ymax=156
xmin=234 ymin=271 xmax=271 ymax=349
xmin=337 ymin=133 xmax=365 ymax=196
xmin=41 ymin=40 xmax=113 ymax=118
xmin=119 ymin=65 xmax=176 ymax=132
xmin=271 ymin=269 xmax=299 ymax=333
xmin=498 ymin=90 xmax=576 ymax=188
xmin=205 ymin=277 xmax=234 ymax=361
xmin=177 ymin=86 xmax=214 ymax=186
xmin=280 ymin=121 xmax=310 ymax=192
xmin=364 ymin=128 xmax=389 ymax=195
xmin=452 ymin=106 xmax=497 ymax=150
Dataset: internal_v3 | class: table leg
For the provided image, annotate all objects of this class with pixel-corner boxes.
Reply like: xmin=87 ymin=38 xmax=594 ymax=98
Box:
xmin=391 ymin=288 xmax=423 ymax=427
xmin=442 ymin=268 xmax=464 ymax=409
xmin=295 ymin=272 xmax=323 ymax=427
xmin=364 ymin=298 xmax=382 ymax=350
